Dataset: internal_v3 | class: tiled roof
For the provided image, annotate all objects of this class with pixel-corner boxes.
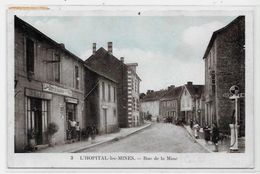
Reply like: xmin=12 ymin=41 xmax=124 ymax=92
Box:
xmin=140 ymin=90 xmax=168 ymax=102
xmin=160 ymin=86 xmax=183 ymax=100
xmin=185 ymin=84 xmax=204 ymax=98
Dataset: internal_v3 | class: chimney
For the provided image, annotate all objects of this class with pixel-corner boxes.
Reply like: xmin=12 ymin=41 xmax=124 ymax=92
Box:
xmin=120 ymin=57 xmax=124 ymax=63
xmin=187 ymin=81 xmax=193 ymax=86
xmin=108 ymin=42 xmax=113 ymax=54
xmin=59 ymin=43 xmax=65 ymax=48
xmin=146 ymin=90 xmax=154 ymax=95
xmin=92 ymin=43 xmax=96 ymax=55
xmin=168 ymin=85 xmax=175 ymax=90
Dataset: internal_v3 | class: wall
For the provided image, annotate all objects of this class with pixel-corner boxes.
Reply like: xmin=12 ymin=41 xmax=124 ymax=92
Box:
xmin=85 ymin=50 xmax=129 ymax=127
xmin=180 ymin=87 xmax=192 ymax=111
xmin=215 ymin=17 xmax=245 ymax=134
xmin=15 ymin=18 xmax=85 ymax=152
xmin=140 ymin=100 xmax=160 ymax=117
xmin=98 ymin=78 xmax=118 ymax=134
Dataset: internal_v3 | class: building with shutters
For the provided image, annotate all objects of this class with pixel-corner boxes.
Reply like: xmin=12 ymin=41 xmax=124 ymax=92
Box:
xmin=14 ymin=16 xmax=86 ymax=152
xmin=159 ymin=85 xmax=183 ymax=123
xmin=84 ymin=66 xmax=119 ymax=134
xmin=203 ymin=16 xmax=245 ymax=135
xmin=85 ymin=43 xmax=141 ymax=128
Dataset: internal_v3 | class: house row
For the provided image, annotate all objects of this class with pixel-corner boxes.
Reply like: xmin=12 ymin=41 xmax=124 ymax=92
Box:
xmin=140 ymin=82 xmax=205 ymax=126
xmin=140 ymin=16 xmax=245 ymax=137
xmin=14 ymin=16 xmax=141 ymax=152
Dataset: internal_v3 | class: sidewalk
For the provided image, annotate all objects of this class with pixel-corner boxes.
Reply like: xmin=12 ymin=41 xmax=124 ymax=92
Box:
xmin=35 ymin=123 xmax=151 ymax=153
xmin=183 ymin=125 xmax=245 ymax=153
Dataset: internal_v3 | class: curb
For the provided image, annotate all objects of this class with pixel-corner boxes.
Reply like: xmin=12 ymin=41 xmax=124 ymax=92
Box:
xmin=71 ymin=123 xmax=152 ymax=153
xmin=183 ymin=125 xmax=212 ymax=153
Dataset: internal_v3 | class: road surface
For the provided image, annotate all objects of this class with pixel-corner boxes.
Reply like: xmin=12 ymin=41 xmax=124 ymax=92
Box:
xmin=79 ymin=123 xmax=208 ymax=153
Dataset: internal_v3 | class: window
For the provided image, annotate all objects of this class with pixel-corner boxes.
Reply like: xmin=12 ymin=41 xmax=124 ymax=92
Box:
xmin=113 ymin=108 xmax=117 ymax=117
xmin=26 ymin=38 xmax=34 ymax=73
xmin=108 ymin=84 xmax=111 ymax=102
xmin=53 ymin=53 xmax=60 ymax=83
xmin=102 ymin=82 xmax=105 ymax=101
xmin=75 ymin=66 xmax=79 ymax=89
xmin=113 ymin=87 xmax=116 ymax=102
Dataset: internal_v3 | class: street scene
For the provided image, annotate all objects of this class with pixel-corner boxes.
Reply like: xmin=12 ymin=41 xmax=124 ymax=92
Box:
xmin=14 ymin=15 xmax=245 ymax=154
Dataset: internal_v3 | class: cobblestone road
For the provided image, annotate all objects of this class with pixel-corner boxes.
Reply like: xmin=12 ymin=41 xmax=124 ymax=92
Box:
xmin=80 ymin=123 xmax=208 ymax=153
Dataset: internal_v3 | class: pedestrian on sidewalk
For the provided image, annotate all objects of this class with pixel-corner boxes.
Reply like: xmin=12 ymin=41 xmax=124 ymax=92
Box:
xmin=90 ymin=124 xmax=98 ymax=143
xmin=190 ymin=119 xmax=193 ymax=129
xmin=193 ymin=121 xmax=200 ymax=139
xmin=76 ymin=122 xmax=81 ymax=141
xmin=203 ymin=124 xmax=211 ymax=143
xmin=69 ymin=119 xmax=77 ymax=142
xmin=212 ymin=123 xmax=220 ymax=152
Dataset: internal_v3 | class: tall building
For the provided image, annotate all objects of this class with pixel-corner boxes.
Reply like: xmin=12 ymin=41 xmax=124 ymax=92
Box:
xmin=126 ymin=63 xmax=142 ymax=127
xmin=14 ymin=16 xmax=86 ymax=152
xmin=203 ymin=16 xmax=245 ymax=135
xmin=85 ymin=43 xmax=141 ymax=128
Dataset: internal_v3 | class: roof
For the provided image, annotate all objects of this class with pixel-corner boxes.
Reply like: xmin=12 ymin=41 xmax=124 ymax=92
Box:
xmin=185 ymin=84 xmax=204 ymax=98
xmin=15 ymin=16 xmax=86 ymax=65
xmin=140 ymin=90 xmax=168 ymax=102
xmin=86 ymin=47 xmax=127 ymax=67
xmin=85 ymin=65 xmax=118 ymax=83
xmin=160 ymin=86 xmax=183 ymax=101
xmin=203 ymin=16 xmax=245 ymax=59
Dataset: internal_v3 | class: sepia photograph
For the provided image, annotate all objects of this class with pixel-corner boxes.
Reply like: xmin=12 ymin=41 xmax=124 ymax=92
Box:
xmin=6 ymin=5 xmax=256 ymax=169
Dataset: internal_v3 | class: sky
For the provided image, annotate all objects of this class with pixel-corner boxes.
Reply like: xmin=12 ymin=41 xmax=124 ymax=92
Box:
xmin=20 ymin=15 xmax=236 ymax=93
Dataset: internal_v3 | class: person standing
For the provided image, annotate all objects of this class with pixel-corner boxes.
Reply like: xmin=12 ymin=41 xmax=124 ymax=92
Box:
xmin=76 ymin=122 xmax=81 ymax=141
xmin=69 ymin=119 xmax=77 ymax=142
xmin=193 ymin=121 xmax=200 ymax=139
xmin=203 ymin=124 xmax=211 ymax=143
xmin=190 ymin=119 xmax=193 ymax=129
xmin=212 ymin=123 xmax=220 ymax=152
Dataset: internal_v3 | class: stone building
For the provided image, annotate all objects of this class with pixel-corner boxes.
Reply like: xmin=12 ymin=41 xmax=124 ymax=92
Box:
xmin=84 ymin=66 xmax=119 ymax=134
xmin=126 ymin=63 xmax=142 ymax=127
xmin=180 ymin=82 xmax=205 ymax=125
xmin=140 ymin=90 xmax=168 ymax=121
xmin=14 ymin=16 xmax=85 ymax=152
xmin=159 ymin=85 xmax=183 ymax=123
xmin=85 ymin=43 xmax=141 ymax=128
xmin=203 ymin=16 xmax=245 ymax=135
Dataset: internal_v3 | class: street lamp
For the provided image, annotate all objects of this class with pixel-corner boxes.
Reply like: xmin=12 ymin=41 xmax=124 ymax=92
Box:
xmin=229 ymin=85 xmax=244 ymax=152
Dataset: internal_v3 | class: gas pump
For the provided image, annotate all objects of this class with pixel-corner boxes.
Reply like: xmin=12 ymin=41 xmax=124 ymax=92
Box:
xmin=228 ymin=85 xmax=244 ymax=152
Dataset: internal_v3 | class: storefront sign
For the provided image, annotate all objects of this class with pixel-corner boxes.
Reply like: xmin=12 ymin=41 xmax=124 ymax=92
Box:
xmin=42 ymin=83 xmax=72 ymax=97
xmin=25 ymin=88 xmax=52 ymax=100
xmin=65 ymin=97 xmax=78 ymax=104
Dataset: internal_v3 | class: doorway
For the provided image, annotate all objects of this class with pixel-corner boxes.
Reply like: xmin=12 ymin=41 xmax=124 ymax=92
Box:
xmin=66 ymin=103 xmax=76 ymax=139
xmin=27 ymin=97 xmax=48 ymax=145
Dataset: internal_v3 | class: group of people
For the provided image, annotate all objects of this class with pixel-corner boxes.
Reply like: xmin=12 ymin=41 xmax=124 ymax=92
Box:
xmin=68 ymin=119 xmax=81 ymax=142
xmin=190 ymin=119 xmax=220 ymax=152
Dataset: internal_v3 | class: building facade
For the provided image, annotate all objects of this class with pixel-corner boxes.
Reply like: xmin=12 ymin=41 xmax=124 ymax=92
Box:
xmin=85 ymin=43 xmax=141 ymax=128
xmin=84 ymin=67 xmax=118 ymax=134
xmin=180 ymin=82 xmax=204 ymax=125
xmin=203 ymin=16 xmax=245 ymax=135
xmin=126 ymin=63 xmax=142 ymax=127
xmin=15 ymin=16 xmax=85 ymax=152
xmin=159 ymin=86 xmax=183 ymax=123
xmin=140 ymin=90 xmax=167 ymax=121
